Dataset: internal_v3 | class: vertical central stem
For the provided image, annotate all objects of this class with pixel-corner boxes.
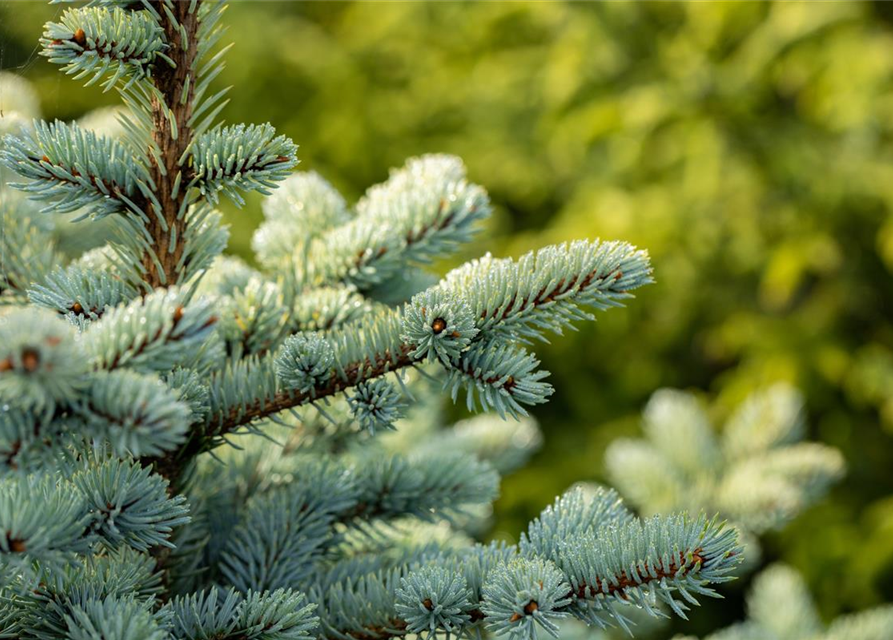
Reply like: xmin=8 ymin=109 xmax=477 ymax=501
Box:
xmin=144 ymin=2 xmax=201 ymax=289
xmin=144 ymin=5 xmax=203 ymax=590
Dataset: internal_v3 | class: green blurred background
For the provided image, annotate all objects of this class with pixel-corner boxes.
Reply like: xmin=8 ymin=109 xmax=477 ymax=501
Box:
xmin=3 ymin=1 xmax=893 ymax=635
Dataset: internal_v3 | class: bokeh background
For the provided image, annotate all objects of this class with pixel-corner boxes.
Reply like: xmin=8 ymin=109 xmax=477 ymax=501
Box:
xmin=3 ymin=1 xmax=893 ymax=635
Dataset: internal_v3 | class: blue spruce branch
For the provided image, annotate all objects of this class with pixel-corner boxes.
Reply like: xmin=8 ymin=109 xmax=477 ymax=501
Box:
xmin=0 ymin=2 xmax=764 ymax=639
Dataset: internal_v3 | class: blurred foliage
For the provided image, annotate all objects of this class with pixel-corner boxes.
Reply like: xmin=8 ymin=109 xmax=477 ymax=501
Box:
xmin=3 ymin=1 xmax=893 ymax=636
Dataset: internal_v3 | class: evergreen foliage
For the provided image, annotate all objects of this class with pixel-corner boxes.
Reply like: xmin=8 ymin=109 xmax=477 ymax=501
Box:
xmin=605 ymin=385 xmax=846 ymax=570
xmin=80 ymin=2 xmax=893 ymax=612
xmin=0 ymin=2 xmax=751 ymax=639
xmin=556 ymin=564 xmax=893 ymax=640
xmin=553 ymin=385 xmax=850 ymax=640
xmin=673 ymin=564 xmax=893 ymax=640
xmin=552 ymin=386 xmax=853 ymax=640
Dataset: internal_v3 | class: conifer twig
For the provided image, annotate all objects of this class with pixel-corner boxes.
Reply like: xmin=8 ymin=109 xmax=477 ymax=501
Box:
xmin=142 ymin=1 xmax=201 ymax=288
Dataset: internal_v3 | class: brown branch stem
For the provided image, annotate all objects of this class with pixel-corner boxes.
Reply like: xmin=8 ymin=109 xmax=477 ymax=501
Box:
xmin=572 ymin=548 xmax=705 ymax=599
xmin=150 ymin=345 xmax=418 ymax=480
xmin=139 ymin=3 xmax=201 ymax=585
xmin=143 ymin=1 xmax=201 ymax=288
xmin=220 ymin=346 xmax=417 ymax=432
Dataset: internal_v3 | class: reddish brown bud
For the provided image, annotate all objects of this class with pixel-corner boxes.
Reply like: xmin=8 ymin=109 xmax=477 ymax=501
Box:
xmin=431 ymin=318 xmax=447 ymax=334
xmin=21 ymin=348 xmax=40 ymax=373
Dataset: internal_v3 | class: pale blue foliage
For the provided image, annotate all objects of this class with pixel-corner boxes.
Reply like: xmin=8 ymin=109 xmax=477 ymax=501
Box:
xmin=206 ymin=352 xmax=280 ymax=430
xmin=365 ymin=267 xmax=439 ymax=306
xmin=177 ymin=203 xmax=231 ymax=285
xmin=0 ymin=308 xmax=90 ymax=414
xmin=0 ymin=474 xmax=92 ymax=580
xmin=0 ymin=405 xmax=60 ymax=473
xmin=276 ymin=333 xmax=336 ymax=396
xmin=438 ymin=239 xmax=653 ymax=344
xmin=254 ymin=171 xmax=351 ymax=266
xmin=306 ymin=154 xmax=491 ymax=290
xmin=64 ymin=594 xmax=167 ymax=640
xmin=73 ymin=454 xmax=189 ymax=551
xmin=166 ymin=586 xmax=319 ymax=640
xmin=556 ymin=514 xmax=739 ymax=631
xmin=198 ymin=255 xmax=261 ymax=298
xmin=348 ymin=378 xmax=406 ymax=434
xmin=28 ymin=263 xmax=139 ymax=324
xmin=261 ymin=171 xmax=350 ymax=230
xmin=164 ymin=367 xmax=211 ymax=423
xmin=0 ymin=193 xmax=60 ymax=302
xmin=166 ymin=586 xmax=243 ymax=639
xmin=454 ymin=541 xmax=518 ymax=603
xmin=6 ymin=546 xmax=162 ymax=638
xmin=403 ymin=290 xmax=478 ymax=366
xmin=413 ymin=413 xmax=543 ymax=475
xmin=41 ymin=6 xmax=169 ymax=92
xmin=48 ymin=0 xmax=156 ymax=11
xmin=83 ymin=287 xmax=218 ymax=373
xmin=353 ymin=451 xmax=500 ymax=524
xmin=396 ymin=565 xmax=473 ymax=639
xmin=0 ymin=2 xmax=764 ymax=639
xmin=606 ymin=385 xmax=846 ymax=564
xmin=290 ymin=286 xmax=374 ymax=333
xmin=447 ymin=340 xmax=553 ymax=419
xmin=481 ymin=557 xmax=571 ymax=639
xmin=216 ymin=278 xmax=289 ymax=358
xmin=1 ymin=120 xmax=147 ymax=218
xmin=80 ymin=369 xmax=192 ymax=456
xmin=824 ymin=607 xmax=893 ymax=640
xmin=688 ymin=564 xmax=893 ymax=640
xmin=310 ymin=487 xmax=740 ymax=640
xmin=219 ymin=461 xmax=355 ymax=592
xmin=520 ymin=485 xmax=634 ymax=563
xmin=190 ymin=123 xmax=299 ymax=207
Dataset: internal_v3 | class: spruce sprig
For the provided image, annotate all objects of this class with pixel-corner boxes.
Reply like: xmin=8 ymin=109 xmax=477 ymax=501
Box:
xmin=0 ymin=2 xmax=756 ymax=639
